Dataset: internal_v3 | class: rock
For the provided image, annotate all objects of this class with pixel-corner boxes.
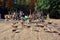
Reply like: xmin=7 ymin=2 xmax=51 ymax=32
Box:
xmin=12 ymin=28 xmax=20 ymax=33
xmin=12 ymin=22 xmax=19 ymax=28
xmin=27 ymin=26 xmax=31 ymax=28
xmin=53 ymin=31 xmax=58 ymax=33
xmin=13 ymin=23 xmax=16 ymax=25
xmin=15 ymin=30 xmax=20 ymax=33
xmin=44 ymin=29 xmax=52 ymax=33
xmin=36 ymin=24 xmax=44 ymax=28
xmin=12 ymin=29 xmax=17 ymax=32
xmin=42 ymin=20 xmax=45 ymax=22
xmin=34 ymin=30 xmax=39 ymax=32
xmin=12 ymin=26 xmax=18 ymax=28
xmin=48 ymin=21 xmax=53 ymax=24
xmin=44 ymin=26 xmax=52 ymax=33
xmin=58 ymin=33 xmax=60 ymax=35
xmin=13 ymin=22 xmax=18 ymax=25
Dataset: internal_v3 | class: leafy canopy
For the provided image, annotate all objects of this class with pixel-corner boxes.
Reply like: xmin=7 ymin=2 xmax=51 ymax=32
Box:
xmin=35 ymin=0 xmax=60 ymax=11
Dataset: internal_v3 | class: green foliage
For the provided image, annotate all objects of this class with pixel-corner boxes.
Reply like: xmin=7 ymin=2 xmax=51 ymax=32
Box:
xmin=50 ymin=0 xmax=60 ymax=15
xmin=35 ymin=0 xmax=60 ymax=12
xmin=35 ymin=0 xmax=50 ymax=11
xmin=35 ymin=0 xmax=60 ymax=18
xmin=16 ymin=0 xmax=30 ymax=5
xmin=25 ymin=0 xmax=30 ymax=5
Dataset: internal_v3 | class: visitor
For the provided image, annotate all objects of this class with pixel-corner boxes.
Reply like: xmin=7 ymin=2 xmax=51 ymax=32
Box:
xmin=29 ymin=14 xmax=33 ymax=23
xmin=20 ymin=11 xmax=25 ymax=28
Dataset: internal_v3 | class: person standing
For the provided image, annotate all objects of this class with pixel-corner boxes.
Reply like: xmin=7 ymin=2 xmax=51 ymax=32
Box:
xmin=19 ymin=11 xmax=25 ymax=28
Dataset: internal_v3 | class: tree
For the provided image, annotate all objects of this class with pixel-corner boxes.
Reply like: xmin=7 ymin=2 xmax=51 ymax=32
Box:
xmin=14 ymin=0 xmax=30 ymax=10
xmin=35 ymin=0 xmax=49 ymax=11
xmin=49 ymin=0 xmax=60 ymax=18
xmin=35 ymin=0 xmax=60 ymax=18
xmin=6 ymin=0 xmax=14 ymax=10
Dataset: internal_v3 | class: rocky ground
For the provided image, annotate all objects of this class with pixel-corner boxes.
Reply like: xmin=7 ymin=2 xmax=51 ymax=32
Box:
xmin=0 ymin=19 xmax=60 ymax=40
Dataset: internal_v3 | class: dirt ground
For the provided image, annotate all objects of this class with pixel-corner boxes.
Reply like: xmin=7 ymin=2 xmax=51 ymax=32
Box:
xmin=0 ymin=19 xmax=60 ymax=40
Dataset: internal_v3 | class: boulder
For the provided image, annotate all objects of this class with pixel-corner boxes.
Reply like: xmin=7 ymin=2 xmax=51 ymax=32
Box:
xmin=48 ymin=21 xmax=53 ymax=24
